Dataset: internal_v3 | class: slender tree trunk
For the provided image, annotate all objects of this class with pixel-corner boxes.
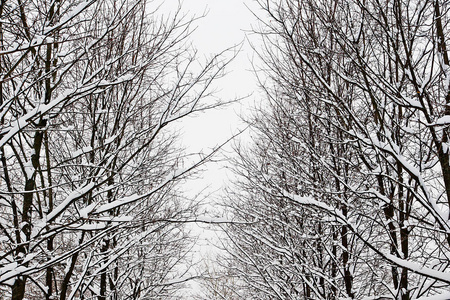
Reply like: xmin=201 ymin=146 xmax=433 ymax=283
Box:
xmin=98 ymin=238 xmax=110 ymax=300
xmin=434 ymin=0 xmax=450 ymax=222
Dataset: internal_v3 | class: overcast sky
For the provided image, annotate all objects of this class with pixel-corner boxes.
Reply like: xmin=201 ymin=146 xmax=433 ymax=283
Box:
xmin=167 ymin=0 xmax=261 ymax=195
xmin=163 ymin=0 xmax=261 ymax=297
xmin=177 ymin=0 xmax=259 ymax=151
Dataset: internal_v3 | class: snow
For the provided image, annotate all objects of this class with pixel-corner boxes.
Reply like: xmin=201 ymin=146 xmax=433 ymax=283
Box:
xmin=281 ymin=190 xmax=348 ymax=225
xmin=415 ymin=291 xmax=450 ymax=300
xmin=0 ymin=71 xmax=125 ymax=148
xmin=78 ymin=202 xmax=96 ymax=218
xmin=98 ymin=74 xmax=134 ymax=88
xmin=90 ymin=286 xmax=100 ymax=296
xmin=431 ymin=115 xmax=450 ymax=126
xmin=405 ymin=68 xmax=413 ymax=80
xmin=94 ymin=194 xmax=140 ymax=214
xmin=402 ymin=96 xmax=422 ymax=108
xmin=31 ymin=35 xmax=45 ymax=46
xmin=369 ymin=135 xmax=444 ymax=218
xmin=93 ymin=216 xmax=134 ymax=222
xmin=0 ymin=262 xmax=28 ymax=286
xmin=386 ymin=254 xmax=450 ymax=283
xmin=70 ymin=223 xmax=107 ymax=230
xmin=43 ymin=1 xmax=92 ymax=34
xmin=22 ymin=253 xmax=37 ymax=264
xmin=31 ymin=219 xmax=46 ymax=239
xmin=162 ymin=167 xmax=188 ymax=184
xmin=401 ymin=126 xmax=415 ymax=134
xmin=103 ymin=134 xmax=119 ymax=145
xmin=117 ymin=73 xmax=134 ymax=82
xmin=72 ymin=146 xmax=93 ymax=158
xmin=361 ymin=296 xmax=395 ymax=300
xmin=0 ymin=88 xmax=72 ymax=147
xmin=46 ymin=182 xmax=95 ymax=222
xmin=110 ymin=216 xmax=133 ymax=222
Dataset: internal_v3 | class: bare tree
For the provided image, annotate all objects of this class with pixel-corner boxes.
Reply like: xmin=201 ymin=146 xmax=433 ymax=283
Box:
xmin=192 ymin=253 xmax=241 ymax=300
xmin=225 ymin=0 xmax=450 ymax=299
xmin=0 ymin=1 xmax=233 ymax=299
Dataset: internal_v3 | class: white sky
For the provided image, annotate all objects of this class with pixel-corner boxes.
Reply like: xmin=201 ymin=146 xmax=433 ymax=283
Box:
xmin=161 ymin=0 xmax=261 ymax=297
xmin=169 ymin=0 xmax=260 ymax=195
xmin=177 ymin=0 xmax=258 ymax=151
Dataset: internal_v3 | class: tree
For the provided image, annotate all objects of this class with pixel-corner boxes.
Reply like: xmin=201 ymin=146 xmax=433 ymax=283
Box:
xmin=0 ymin=1 xmax=232 ymax=299
xmin=192 ymin=253 xmax=241 ymax=300
xmin=225 ymin=0 xmax=450 ymax=299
